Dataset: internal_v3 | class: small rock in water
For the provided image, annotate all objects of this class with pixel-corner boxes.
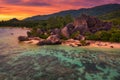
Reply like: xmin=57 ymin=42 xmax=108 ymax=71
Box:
xmin=110 ymin=46 xmax=114 ymax=48
xmin=18 ymin=36 xmax=29 ymax=41
xmin=11 ymin=33 xmax=14 ymax=35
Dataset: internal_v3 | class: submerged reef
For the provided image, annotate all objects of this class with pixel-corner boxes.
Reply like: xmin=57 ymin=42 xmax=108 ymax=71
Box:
xmin=0 ymin=46 xmax=120 ymax=80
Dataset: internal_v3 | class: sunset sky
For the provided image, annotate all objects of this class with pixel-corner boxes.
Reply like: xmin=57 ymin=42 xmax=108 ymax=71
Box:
xmin=0 ymin=0 xmax=119 ymax=20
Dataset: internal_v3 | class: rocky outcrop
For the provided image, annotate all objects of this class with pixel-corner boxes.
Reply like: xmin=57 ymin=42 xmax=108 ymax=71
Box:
xmin=61 ymin=14 xmax=112 ymax=39
xmin=19 ymin=14 xmax=113 ymax=46
xmin=77 ymin=14 xmax=112 ymax=33
xmin=73 ymin=15 xmax=89 ymax=34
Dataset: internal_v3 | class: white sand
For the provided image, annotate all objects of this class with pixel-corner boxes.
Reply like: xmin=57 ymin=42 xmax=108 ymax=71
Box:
xmin=24 ymin=40 xmax=39 ymax=44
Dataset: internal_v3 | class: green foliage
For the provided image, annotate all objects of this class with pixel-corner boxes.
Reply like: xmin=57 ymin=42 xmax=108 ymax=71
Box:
xmin=0 ymin=20 xmax=40 ymax=28
xmin=86 ymin=34 xmax=98 ymax=40
xmin=26 ymin=15 xmax=73 ymax=38
xmin=95 ymin=31 xmax=111 ymax=41
xmin=109 ymin=33 xmax=120 ymax=42
xmin=109 ymin=18 xmax=120 ymax=25
xmin=46 ymin=15 xmax=73 ymax=29
xmin=98 ymin=10 xmax=120 ymax=20
xmin=80 ymin=40 xmax=87 ymax=46
xmin=0 ymin=15 xmax=74 ymax=40
xmin=86 ymin=27 xmax=120 ymax=42
xmin=46 ymin=16 xmax=63 ymax=29
xmin=70 ymin=31 xmax=80 ymax=39
xmin=98 ymin=10 xmax=120 ymax=25
xmin=64 ymin=14 xmax=73 ymax=24
xmin=60 ymin=34 xmax=68 ymax=40
xmin=39 ymin=34 xmax=49 ymax=39
xmin=84 ymin=32 xmax=92 ymax=36
xmin=0 ymin=15 xmax=73 ymax=29
xmin=109 ymin=28 xmax=120 ymax=42
xmin=29 ymin=27 xmax=49 ymax=39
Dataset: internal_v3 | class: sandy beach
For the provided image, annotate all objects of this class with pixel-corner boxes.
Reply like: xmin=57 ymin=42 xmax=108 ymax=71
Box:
xmin=23 ymin=39 xmax=120 ymax=49
xmin=87 ymin=40 xmax=120 ymax=49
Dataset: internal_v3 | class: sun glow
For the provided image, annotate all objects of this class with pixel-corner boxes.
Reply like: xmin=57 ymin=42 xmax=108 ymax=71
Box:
xmin=0 ymin=14 xmax=27 ymax=21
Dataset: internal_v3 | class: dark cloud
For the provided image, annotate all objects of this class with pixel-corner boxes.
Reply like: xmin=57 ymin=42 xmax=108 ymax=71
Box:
xmin=3 ymin=0 xmax=20 ymax=4
xmin=64 ymin=0 xmax=120 ymax=7
xmin=2 ymin=0 xmax=51 ymax=6
xmin=72 ymin=0 xmax=102 ymax=7
xmin=1 ymin=0 xmax=120 ymax=8
xmin=24 ymin=1 xmax=51 ymax=6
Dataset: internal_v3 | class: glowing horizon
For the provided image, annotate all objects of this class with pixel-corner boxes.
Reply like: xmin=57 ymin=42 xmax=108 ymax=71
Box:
xmin=0 ymin=0 xmax=119 ymax=20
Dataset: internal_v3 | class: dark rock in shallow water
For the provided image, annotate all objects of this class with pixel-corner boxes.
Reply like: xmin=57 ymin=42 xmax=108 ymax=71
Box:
xmin=37 ymin=40 xmax=61 ymax=45
xmin=18 ymin=36 xmax=29 ymax=41
xmin=10 ymin=33 xmax=14 ymax=35
xmin=37 ymin=40 xmax=53 ymax=45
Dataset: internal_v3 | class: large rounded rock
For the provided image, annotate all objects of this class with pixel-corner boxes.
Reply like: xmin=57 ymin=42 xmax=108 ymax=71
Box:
xmin=74 ymin=35 xmax=85 ymax=40
xmin=61 ymin=23 xmax=74 ymax=38
xmin=50 ymin=28 xmax=61 ymax=35
xmin=37 ymin=35 xmax=61 ymax=45
xmin=36 ymin=28 xmax=44 ymax=34
xmin=47 ymin=35 xmax=61 ymax=44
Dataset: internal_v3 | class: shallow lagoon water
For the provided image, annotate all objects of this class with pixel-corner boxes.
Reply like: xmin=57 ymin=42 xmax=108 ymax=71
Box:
xmin=0 ymin=28 xmax=120 ymax=80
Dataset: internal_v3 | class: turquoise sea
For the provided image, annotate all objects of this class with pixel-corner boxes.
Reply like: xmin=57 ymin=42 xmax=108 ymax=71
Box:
xmin=0 ymin=28 xmax=120 ymax=80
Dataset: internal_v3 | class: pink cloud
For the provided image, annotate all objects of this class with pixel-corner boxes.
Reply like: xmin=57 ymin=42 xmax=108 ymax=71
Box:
xmin=0 ymin=0 xmax=120 ymax=20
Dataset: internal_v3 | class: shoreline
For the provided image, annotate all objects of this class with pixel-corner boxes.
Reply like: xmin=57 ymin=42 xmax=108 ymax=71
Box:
xmin=0 ymin=26 xmax=31 ymax=30
xmin=22 ymin=38 xmax=120 ymax=49
xmin=87 ymin=40 xmax=120 ymax=49
xmin=1 ymin=27 xmax=119 ymax=49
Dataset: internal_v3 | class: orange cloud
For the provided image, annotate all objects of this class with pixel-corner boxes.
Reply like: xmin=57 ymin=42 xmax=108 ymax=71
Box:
xmin=0 ymin=0 xmax=119 ymax=20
